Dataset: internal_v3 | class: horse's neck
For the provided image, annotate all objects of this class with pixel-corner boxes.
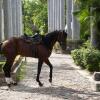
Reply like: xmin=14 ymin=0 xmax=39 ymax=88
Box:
xmin=45 ymin=34 xmax=58 ymax=50
xmin=50 ymin=37 xmax=57 ymax=49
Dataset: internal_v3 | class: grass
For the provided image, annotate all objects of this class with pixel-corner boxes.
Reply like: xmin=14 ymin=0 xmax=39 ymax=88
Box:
xmin=0 ymin=61 xmax=5 ymax=72
xmin=16 ymin=60 xmax=26 ymax=81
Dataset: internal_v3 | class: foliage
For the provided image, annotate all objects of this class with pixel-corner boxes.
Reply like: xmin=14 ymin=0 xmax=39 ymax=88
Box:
xmin=22 ymin=0 xmax=48 ymax=35
xmin=71 ymin=49 xmax=85 ymax=69
xmin=75 ymin=0 xmax=100 ymax=43
xmin=81 ymin=40 xmax=90 ymax=48
xmin=0 ymin=61 xmax=5 ymax=72
xmin=0 ymin=64 xmax=2 ymax=71
xmin=71 ymin=40 xmax=100 ymax=72
xmin=16 ymin=61 xmax=26 ymax=81
xmin=83 ymin=48 xmax=100 ymax=72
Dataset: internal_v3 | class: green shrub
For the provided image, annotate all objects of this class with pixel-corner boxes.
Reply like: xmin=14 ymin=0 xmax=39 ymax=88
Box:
xmin=0 ymin=64 xmax=2 ymax=71
xmin=82 ymin=49 xmax=100 ymax=72
xmin=0 ymin=62 xmax=5 ymax=72
xmin=16 ymin=61 xmax=26 ymax=81
xmin=71 ymin=48 xmax=100 ymax=72
xmin=71 ymin=49 xmax=85 ymax=69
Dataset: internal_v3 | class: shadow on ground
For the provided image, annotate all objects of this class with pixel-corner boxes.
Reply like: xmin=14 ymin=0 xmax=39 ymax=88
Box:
xmin=12 ymin=84 xmax=100 ymax=100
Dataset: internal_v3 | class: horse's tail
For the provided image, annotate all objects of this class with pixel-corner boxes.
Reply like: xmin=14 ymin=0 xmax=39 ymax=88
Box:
xmin=0 ymin=42 xmax=3 ymax=53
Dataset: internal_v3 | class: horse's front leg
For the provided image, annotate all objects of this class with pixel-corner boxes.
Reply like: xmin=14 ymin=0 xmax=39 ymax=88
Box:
xmin=44 ymin=59 xmax=53 ymax=83
xmin=36 ymin=59 xmax=43 ymax=87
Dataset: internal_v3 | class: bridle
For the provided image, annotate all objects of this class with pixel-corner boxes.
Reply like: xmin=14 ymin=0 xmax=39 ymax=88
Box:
xmin=48 ymin=30 xmax=66 ymax=52
xmin=57 ymin=31 xmax=64 ymax=42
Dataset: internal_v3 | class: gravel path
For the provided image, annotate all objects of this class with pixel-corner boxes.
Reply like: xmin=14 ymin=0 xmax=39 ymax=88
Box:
xmin=0 ymin=53 xmax=100 ymax=100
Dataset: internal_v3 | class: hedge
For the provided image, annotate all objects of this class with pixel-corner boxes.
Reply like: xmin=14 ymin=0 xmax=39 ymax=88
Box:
xmin=71 ymin=48 xmax=100 ymax=72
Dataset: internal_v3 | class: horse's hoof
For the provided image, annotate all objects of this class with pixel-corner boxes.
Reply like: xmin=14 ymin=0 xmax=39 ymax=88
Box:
xmin=7 ymin=84 xmax=11 ymax=88
xmin=39 ymin=83 xmax=43 ymax=87
xmin=13 ymin=82 xmax=18 ymax=86
xmin=49 ymin=79 xmax=52 ymax=83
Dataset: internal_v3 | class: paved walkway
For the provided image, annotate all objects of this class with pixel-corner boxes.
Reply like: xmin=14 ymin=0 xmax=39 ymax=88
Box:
xmin=0 ymin=53 xmax=100 ymax=100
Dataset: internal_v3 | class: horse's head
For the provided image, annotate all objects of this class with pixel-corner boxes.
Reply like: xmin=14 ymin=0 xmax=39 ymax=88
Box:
xmin=57 ymin=30 xmax=67 ymax=50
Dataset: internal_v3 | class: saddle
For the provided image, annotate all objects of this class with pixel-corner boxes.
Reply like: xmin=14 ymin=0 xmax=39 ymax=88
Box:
xmin=22 ymin=33 xmax=42 ymax=44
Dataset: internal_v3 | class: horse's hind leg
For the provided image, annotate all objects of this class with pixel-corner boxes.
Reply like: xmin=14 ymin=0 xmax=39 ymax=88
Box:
xmin=44 ymin=58 xmax=53 ymax=83
xmin=36 ymin=59 xmax=43 ymax=87
xmin=3 ymin=58 xmax=16 ymax=87
xmin=3 ymin=61 xmax=12 ymax=87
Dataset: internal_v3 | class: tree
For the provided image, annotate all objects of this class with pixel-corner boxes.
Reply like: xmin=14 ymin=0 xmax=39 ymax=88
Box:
xmin=75 ymin=0 xmax=100 ymax=49
xmin=22 ymin=0 xmax=47 ymax=35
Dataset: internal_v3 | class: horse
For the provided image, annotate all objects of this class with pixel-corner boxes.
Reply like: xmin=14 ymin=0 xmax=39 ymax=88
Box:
xmin=0 ymin=30 xmax=67 ymax=87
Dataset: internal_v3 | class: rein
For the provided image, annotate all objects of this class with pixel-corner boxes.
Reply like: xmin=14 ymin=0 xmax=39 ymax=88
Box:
xmin=57 ymin=31 xmax=63 ymax=41
xmin=48 ymin=31 xmax=64 ymax=52
xmin=0 ymin=42 xmax=3 ymax=53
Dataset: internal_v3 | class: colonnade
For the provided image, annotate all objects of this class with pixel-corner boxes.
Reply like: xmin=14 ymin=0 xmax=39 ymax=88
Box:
xmin=0 ymin=0 xmax=80 ymax=41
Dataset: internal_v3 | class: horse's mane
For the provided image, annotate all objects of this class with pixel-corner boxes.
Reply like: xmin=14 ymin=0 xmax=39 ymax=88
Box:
xmin=42 ymin=30 xmax=59 ymax=49
xmin=45 ymin=30 xmax=58 ymax=38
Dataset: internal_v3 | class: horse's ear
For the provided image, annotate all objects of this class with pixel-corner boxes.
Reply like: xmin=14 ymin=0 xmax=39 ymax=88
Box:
xmin=63 ymin=30 xmax=65 ymax=33
xmin=65 ymin=25 xmax=67 ymax=32
xmin=60 ymin=30 xmax=63 ymax=33
xmin=63 ymin=30 xmax=66 ymax=33
xmin=63 ymin=30 xmax=67 ymax=36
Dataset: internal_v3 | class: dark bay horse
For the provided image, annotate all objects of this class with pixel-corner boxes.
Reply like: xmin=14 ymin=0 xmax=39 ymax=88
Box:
xmin=0 ymin=30 xmax=67 ymax=87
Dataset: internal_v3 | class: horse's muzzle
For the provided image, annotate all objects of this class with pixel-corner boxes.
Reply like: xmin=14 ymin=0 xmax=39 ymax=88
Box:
xmin=60 ymin=42 xmax=67 ymax=51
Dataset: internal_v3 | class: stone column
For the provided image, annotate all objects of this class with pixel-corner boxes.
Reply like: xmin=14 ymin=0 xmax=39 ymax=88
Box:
xmin=0 ymin=0 xmax=3 ymax=41
xmin=3 ymin=0 xmax=13 ymax=39
xmin=56 ymin=0 xmax=60 ymax=30
xmin=48 ymin=0 xmax=55 ymax=32
xmin=52 ymin=0 xmax=55 ymax=31
xmin=72 ymin=0 xmax=80 ymax=40
xmin=16 ymin=0 xmax=23 ymax=36
xmin=55 ymin=0 xmax=65 ymax=30
xmin=54 ymin=0 xmax=57 ymax=30
xmin=66 ymin=0 xmax=72 ymax=39
xmin=48 ymin=0 xmax=65 ymax=32
xmin=59 ymin=0 xmax=65 ymax=30
xmin=48 ymin=0 xmax=52 ymax=32
xmin=11 ymin=0 xmax=17 ymax=36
